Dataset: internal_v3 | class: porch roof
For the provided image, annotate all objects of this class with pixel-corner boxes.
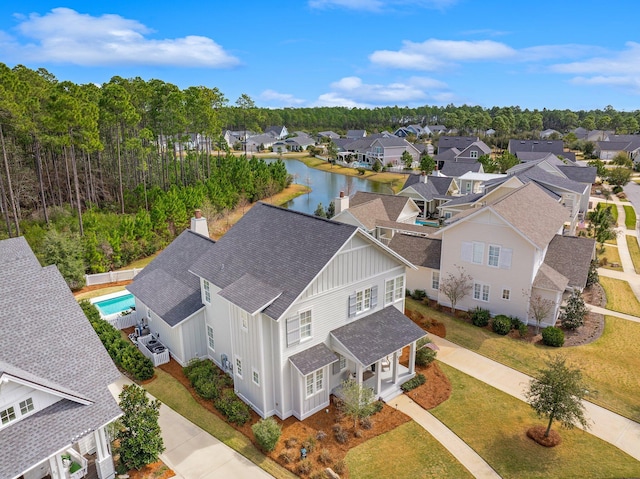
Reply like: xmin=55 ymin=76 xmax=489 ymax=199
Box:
xmin=330 ymin=306 xmax=426 ymax=367
xmin=289 ymin=343 xmax=339 ymax=376
xmin=218 ymin=273 xmax=282 ymax=315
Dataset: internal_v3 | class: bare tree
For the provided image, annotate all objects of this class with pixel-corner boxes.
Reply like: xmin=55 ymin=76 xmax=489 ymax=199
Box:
xmin=439 ymin=265 xmax=473 ymax=313
xmin=526 ymin=291 xmax=555 ymax=334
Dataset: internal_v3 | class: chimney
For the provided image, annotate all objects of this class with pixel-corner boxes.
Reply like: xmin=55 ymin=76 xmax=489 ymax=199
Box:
xmin=190 ymin=209 xmax=210 ymax=238
xmin=419 ymin=171 xmax=428 ymax=183
xmin=334 ymin=191 xmax=349 ymax=215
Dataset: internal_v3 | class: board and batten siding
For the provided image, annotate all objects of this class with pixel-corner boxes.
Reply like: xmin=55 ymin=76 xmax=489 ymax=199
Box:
xmin=202 ymin=280 xmax=233 ymax=370
xmin=140 ymin=302 xmax=185 ymax=365
xmin=178 ymin=310 xmax=207 ymax=366
xmin=0 ymin=383 xmax=61 ymax=429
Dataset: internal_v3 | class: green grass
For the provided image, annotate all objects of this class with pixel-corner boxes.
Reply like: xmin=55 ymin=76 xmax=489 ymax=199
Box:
xmin=597 ymin=244 xmax=622 ymax=270
xmin=74 ymin=285 xmax=127 ymax=301
xmin=144 ymin=369 xmax=297 ymax=479
xmin=345 ymin=421 xmax=474 ymax=479
xmin=407 ymin=299 xmax=640 ymax=421
xmin=624 ymin=205 xmax=637 ymax=230
xmin=627 ymin=235 xmax=640 ymax=274
xmin=430 ymin=363 xmax=640 ymax=479
xmin=600 ymin=276 xmax=640 ymax=316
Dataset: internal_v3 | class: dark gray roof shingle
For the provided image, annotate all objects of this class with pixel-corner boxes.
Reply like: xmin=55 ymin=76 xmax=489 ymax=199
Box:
xmin=543 ymin=235 xmax=595 ymax=289
xmin=331 ymin=306 xmax=426 ymax=367
xmin=557 ymin=165 xmax=597 ymax=184
xmin=127 ymin=230 xmax=214 ymax=326
xmin=190 ymin=203 xmax=358 ymax=320
xmin=289 ymin=343 xmax=339 ymax=376
xmin=0 ymin=237 xmax=122 ymax=479
xmin=218 ymin=273 xmax=283 ymax=314
xmin=388 ymin=235 xmax=442 ymax=269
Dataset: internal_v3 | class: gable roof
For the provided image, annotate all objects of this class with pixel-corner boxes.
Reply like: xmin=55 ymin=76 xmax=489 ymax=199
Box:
xmin=127 ymin=230 xmax=214 ymax=326
xmin=0 ymin=237 xmax=121 ymax=479
xmin=557 ymin=165 xmax=597 ymax=184
xmin=401 ymin=175 xmax=455 ymax=200
xmin=350 ymin=191 xmax=417 ymax=222
xmin=439 ymin=160 xmax=482 ymax=177
xmin=543 ymin=235 xmax=595 ymax=289
xmin=190 ymin=203 xmax=360 ymax=320
xmin=457 ymin=141 xmax=491 ymax=157
xmin=533 ymin=263 xmax=569 ymax=292
xmin=289 ymin=343 xmax=338 ymax=376
xmin=437 ymin=136 xmax=479 ymax=152
xmin=508 ymin=139 xmax=564 ymax=155
xmin=388 ymin=234 xmax=442 ymax=269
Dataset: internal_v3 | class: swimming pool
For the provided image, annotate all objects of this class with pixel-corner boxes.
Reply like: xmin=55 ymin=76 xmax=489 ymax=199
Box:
xmin=415 ymin=219 xmax=440 ymax=227
xmin=94 ymin=293 xmax=135 ymax=316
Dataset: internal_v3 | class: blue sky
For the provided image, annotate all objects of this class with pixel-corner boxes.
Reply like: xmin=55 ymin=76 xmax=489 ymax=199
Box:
xmin=1 ymin=0 xmax=639 ymax=111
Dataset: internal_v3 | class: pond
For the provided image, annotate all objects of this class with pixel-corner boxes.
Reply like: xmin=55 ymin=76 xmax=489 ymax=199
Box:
xmin=265 ymin=158 xmax=394 ymax=215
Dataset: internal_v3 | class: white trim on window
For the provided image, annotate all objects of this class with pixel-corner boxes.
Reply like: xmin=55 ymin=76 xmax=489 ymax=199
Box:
xmin=0 ymin=406 xmax=16 ymax=426
xmin=339 ymin=355 xmax=347 ymax=370
xmin=472 ymin=242 xmax=484 ymax=264
xmin=299 ymin=309 xmax=312 ymax=340
xmin=305 ymin=369 xmax=324 ymax=398
xmin=356 ymin=287 xmax=372 ymax=312
xmin=470 ymin=150 xmax=478 ymax=159
xmin=432 ymin=271 xmax=440 ymax=290
xmin=385 ymin=276 xmax=405 ymax=305
xmin=203 ymin=279 xmax=211 ymax=303
xmin=488 ymin=244 xmax=501 ymax=267
xmin=473 ymin=282 xmax=490 ymax=302
xmin=206 ymin=325 xmax=215 ymax=350
xmin=252 ymin=369 xmax=260 ymax=386
xmin=235 ymin=356 xmax=243 ymax=379
xmin=502 ymin=288 xmax=511 ymax=301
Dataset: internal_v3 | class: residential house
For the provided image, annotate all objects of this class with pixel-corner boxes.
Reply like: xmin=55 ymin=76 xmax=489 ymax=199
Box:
xmin=284 ymin=134 xmax=315 ymax=151
xmin=332 ymin=191 xmax=435 ymax=244
xmin=127 ymin=216 xmax=216 ymax=367
xmin=454 ymin=140 xmax=492 ymax=161
xmin=397 ymin=173 xmax=458 ymax=218
xmin=0 ymin=237 xmax=122 ymax=479
xmin=422 ymin=183 xmax=594 ymax=325
xmin=595 ymin=135 xmax=640 ymax=162
xmin=436 ymin=136 xmax=479 ymax=154
xmin=540 ymin=129 xmax=562 ymax=139
xmin=424 ymin=125 xmax=447 ymax=136
xmin=317 ymin=131 xmax=340 ymax=140
xmin=265 ymin=125 xmax=289 ymax=140
xmin=346 ymin=129 xmax=367 ymax=139
xmin=394 ymin=125 xmax=425 ymax=138
xmin=388 ymin=234 xmax=442 ymax=301
xmin=573 ymin=128 xmax=613 ymax=142
xmin=338 ymin=135 xmax=421 ymax=167
xmin=244 ymin=134 xmax=277 ymax=153
xmin=508 ymin=139 xmax=576 ymax=162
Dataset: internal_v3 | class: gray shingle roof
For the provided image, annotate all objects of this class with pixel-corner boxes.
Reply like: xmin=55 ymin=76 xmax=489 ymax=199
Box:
xmin=508 ymin=139 xmax=564 ymax=155
xmin=557 ymin=165 xmax=597 ymax=184
xmin=388 ymin=235 xmax=442 ymax=269
xmin=0 ymin=237 xmax=122 ymax=479
xmin=331 ymin=306 xmax=426 ymax=367
xmin=289 ymin=343 xmax=339 ymax=376
xmin=127 ymin=230 xmax=214 ymax=326
xmin=402 ymin=175 xmax=454 ymax=200
xmin=439 ymin=161 xmax=481 ymax=177
xmin=439 ymin=192 xmax=484 ymax=207
xmin=218 ymin=273 xmax=283 ymax=315
xmin=350 ymin=191 xmax=415 ymax=223
xmin=533 ymin=263 xmax=569 ymax=292
xmin=543 ymin=235 xmax=595 ymax=289
xmin=437 ymin=136 xmax=479 ymax=152
xmin=190 ymin=203 xmax=358 ymax=320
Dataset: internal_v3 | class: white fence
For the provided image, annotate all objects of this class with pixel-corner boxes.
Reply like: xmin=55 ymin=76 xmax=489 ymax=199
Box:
xmin=137 ymin=334 xmax=170 ymax=367
xmin=104 ymin=310 xmax=139 ymax=330
xmin=85 ymin=268 xmax=143 ymax=286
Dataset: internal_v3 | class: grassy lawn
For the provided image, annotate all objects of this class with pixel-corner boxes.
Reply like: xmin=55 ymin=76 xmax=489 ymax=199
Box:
xmin=74 ymin=285 xmax=127 ymax=301
xmin=345 ymin=421 xmax=473 ymax=479
xmin=430 ymin=363 xmax=640 ymax=479
xmin=407 ymin=299 xmax=640 ymax=421
xmin=627 ymin=235 xmax=640 ymax=274
xmin=624 ymin=205 xmax=637 ymax=229
xmin=144 ymin=369 xmax=297 ymax=479
xmin=600 ymin=276 xmax=640 ymax=316
xmin=597 ymin=244 xmax=622 ymax=270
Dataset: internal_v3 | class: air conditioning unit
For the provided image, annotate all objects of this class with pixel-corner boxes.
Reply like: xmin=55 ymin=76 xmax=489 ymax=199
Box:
xmin=221 ymin=354 xmax=232 ymax=373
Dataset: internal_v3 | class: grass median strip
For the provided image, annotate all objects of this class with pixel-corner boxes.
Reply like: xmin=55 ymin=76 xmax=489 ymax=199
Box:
xmin=627 ymin=235 xmax=640 ymax=274
xmin=624 ymin=204 xmax=636 ymax=230
xmin=430 ymin=363 xmax=640 ymax=479
xmin=599 ymin=276 xmax=640 ymax=317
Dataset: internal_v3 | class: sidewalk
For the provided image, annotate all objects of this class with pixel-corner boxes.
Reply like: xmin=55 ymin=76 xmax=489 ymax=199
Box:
xmin=428 ymin=335 xmax=640 ymax=463
xmin=108 ymin=376 xmax=274 ymax=479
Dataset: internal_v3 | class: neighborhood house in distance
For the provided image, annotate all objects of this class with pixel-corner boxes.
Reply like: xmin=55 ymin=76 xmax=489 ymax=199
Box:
xmin=0 ymin=237 xmax=122 ymax=479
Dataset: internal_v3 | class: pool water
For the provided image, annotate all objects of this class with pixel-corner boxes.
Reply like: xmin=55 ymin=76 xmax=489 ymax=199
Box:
xmin=94 ymin=293 xmax=135 ymax=316
xmin=415 ymin=219 xmax=439 ymax=227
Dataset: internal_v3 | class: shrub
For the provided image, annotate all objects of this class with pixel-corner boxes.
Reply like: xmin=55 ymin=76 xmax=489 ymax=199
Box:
xmin=510 ymin=317 xmax=528 ymax=337
xmin=492 ymin=314 xmax=512 ymax=335
xmin=279 ymin=451 xmax=293 ymax=464
xmin=214 ymin=390 xmax=251 ymax=425
xmin=372 ymin=400 xmax=384 ymax=414
xmin=542 ymin=326 xmax=565 ymax=347
xmin=360 ymin=417 xmax=372 ymax=429
xmin=401 ymin=373 xmax=426 ymax=392
xmin=560 ymin=290 xmax=588 ymax=330
xmin=613 ymin=185 xmax=623 ymax=194
xmin=252 ymin=417 xmax=282 ymax=452
xmin=411 ymin=289 xmax=427 ymax=301
xmin=302 ymin=436 xmax=316 ymax=453
xmin=318 ymin=449 xmax=332 ymax=465
xmin=333 ymin=426 xmax=348 ymax=444
xmin=415 ymin=339 xmax=437 ymax=367
xmin=184 ymin=358 xmax=216 ymax=383
xmin=316 ymin=430 xmax=327 ymax=442
xmin=285 ymin=437 xmax=299 ymax=449
xmin=471 ymin=307 xmax=491 ymax=327
xmin=333 ymin=460 xmax=347 ymax=475
xmin=353 ymin=429 xmax=363 ymax=438
xmin=297 ymin=460 xmax=312 ymax=475
xmin=193 ymin=377 xmax=221 ymax=400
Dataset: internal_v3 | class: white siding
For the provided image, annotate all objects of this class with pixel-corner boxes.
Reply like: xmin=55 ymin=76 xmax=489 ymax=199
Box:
xmin=0 ymin=382 xmax=61 ymax=430
xmin=179 ymin=311 xmax=207 ymax=366
xmin=203 ymin=281 xmax=233 ymax=370
xmin=142 ymin=303 xmax=185 ymax=365
xmin=406 ymin=265 xmax=439 ymax=300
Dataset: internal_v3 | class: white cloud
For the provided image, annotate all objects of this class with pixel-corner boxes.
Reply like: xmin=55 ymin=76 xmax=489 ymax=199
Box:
xmin=370 ymin=39 xmax=516 ymax=70
xmin=3 ymin=8 xmax=240 ymax=68
xmin=259 ymin=89 xmax=306 ymax=106
xmin=550 ymin=41 xmax=640 ymax=75
xmin=315 ymin=75 xmax=450 ymax=106
xmin=308 ymin=0 xmax=458 ymax=12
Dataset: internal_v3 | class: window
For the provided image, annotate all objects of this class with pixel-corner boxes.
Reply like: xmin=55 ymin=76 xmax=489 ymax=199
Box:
xmin=356 ymin=288 xmax=372 ymax=313
xmin=339 ymin=355 xmax=347 ymax=370
xmin=235 ymin=357 xmax=243 ymax=378
xmin=502 ymin=288 xmax=511 ymax=300
xmin=472 ymin=242 xmax=484 ymax=264
xmin=300 ymin=310 xmax=312 ymax=340
xmin=306 ymin=370 xmax=324 ymax=397
xmin=488 ymin=245 xmax=501 ymax=267
xmin=206 ymin=325 xmax=215 ymax=350
xmin=203 ymin=279 xmax=211 ymax=303
xmin=384 ymin=276 xmax=404 ymax=305
xmin=252 ymin=370 xmax=260 ymax=386
xmin=473 ymin=283 xmax=490 ymax=302
xmin=432 ymin=271 xmax=440 ymax=290
xmin=470 ymin=150 xmax=478 ymax=159
xmin=0 ymin=407 xmax=16 ymax=426
xmin=19 ymin=398 xmax=34 ymax=415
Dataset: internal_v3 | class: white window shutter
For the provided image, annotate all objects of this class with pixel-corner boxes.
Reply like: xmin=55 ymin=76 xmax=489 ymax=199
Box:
xmin=286 ymin=316 xmax=300 ymax=346
xmin=348 ymin=293 xmax=357 ymax=317
xmin=371 ymin=285 xmax=378 ymax=308
xmin=461 ymin=242 xmax=473 ymax=262
xmin=500 ymin=248 xmax=513 ymax=269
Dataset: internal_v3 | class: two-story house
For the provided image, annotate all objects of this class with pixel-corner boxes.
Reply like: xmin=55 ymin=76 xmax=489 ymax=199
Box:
xmin=397 ymin=173 xmax=458 ymax=218
xmin=1 ymin=237 xmax=122 ymax=479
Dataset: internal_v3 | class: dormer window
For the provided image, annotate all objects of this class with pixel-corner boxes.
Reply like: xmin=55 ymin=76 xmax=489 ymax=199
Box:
xmin=19 ymin=398 xmax=34 ymax=415
xmin=1 ymin=406 xmax=16 ymax=426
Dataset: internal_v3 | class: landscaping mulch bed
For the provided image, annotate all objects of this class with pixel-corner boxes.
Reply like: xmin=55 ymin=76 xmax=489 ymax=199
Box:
xmin=526 ymin=425 xmax=561 ymax=447
xmin=126 ymin=460 xmax=174 ymax=479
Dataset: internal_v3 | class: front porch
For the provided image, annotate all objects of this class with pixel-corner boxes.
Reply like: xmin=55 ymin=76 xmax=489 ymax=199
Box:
xmin=334 ymin=360 xmax=414 ymax=403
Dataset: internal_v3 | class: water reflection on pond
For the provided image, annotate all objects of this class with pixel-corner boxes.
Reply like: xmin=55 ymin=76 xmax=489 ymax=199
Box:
xmin=266 ymin=158 xmax=395 ymax=215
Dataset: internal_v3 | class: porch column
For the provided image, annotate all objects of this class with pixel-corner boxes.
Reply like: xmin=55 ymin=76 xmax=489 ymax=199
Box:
xmin=408 ymin=342 xmax=416 ymax=375
xmin=94 ymin=426 xmax=116 ymax=479
xmin=356 ymin=363 xmax=363 ymax=387
xmin=48 ymin=454 xmax=65 ymax=479
xmin=375 ymin=360 xmax=382 ymax=395
xmin=392 ymin=351 xmax=399 ymax=384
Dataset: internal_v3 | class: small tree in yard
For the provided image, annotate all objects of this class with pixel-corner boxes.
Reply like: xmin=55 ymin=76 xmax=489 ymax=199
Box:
xmin=560 ymin=290 xmax=589 ymax=330
xmin=338 ymin=379 xmax=377 ymax=429
xmin=401 ymin=150 xmax=414 ymax=169
xmin=526 ymin=292 xmax=555 ymax=334
xmin=439 ymin=265 xmax=473 ymax=313
xmin=252 ymin=417 xmax=282 ymax=452
xmin=117 ymin=384 xmax=165 ymax=471
xmin=525 ymin=355 xmax=589 ymax=440
xmin=586 ymin=259 xmax=599 ymax=287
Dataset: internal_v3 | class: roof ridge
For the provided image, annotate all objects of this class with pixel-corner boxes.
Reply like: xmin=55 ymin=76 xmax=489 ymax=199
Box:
xmin=256 ymin=201 xmax=358 ymax=230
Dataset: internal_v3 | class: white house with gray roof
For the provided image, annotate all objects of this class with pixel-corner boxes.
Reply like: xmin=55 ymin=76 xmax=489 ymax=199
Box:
xmin=1 ymin=237 xmax=122 ymax=479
